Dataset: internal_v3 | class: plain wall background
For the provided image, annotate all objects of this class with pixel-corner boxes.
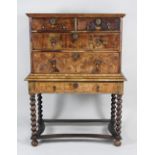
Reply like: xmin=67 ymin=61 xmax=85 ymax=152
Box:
xmin=17 ymin=0 xmax=137 ymax=155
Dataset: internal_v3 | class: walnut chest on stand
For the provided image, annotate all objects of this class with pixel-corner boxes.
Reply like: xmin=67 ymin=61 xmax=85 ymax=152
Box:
xmin=25 ymin=13 xmax=126 ymax=146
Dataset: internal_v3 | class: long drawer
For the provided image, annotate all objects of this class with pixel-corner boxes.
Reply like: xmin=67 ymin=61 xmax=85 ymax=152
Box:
xmin=29 ymin=81 xmax=123 ymax=94
xmin=31 ymin=33 xmax=120 ymax=51
xmin=32 ymin=52 xmax=120 ymax=74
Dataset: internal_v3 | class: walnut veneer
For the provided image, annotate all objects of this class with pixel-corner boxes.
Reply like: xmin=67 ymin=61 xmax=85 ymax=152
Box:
xmin=25 ymin=13 xmax=126 ymax=146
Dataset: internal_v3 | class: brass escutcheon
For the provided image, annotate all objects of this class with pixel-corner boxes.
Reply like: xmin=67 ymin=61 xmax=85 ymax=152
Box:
xmin=96 ymin=85 xmax=100 ymax=92
xmin=72 ymin=52 xmax=80 ymax=61
xmin=95 ymin=18 xmax=102 ymax=26
xmin=72 ymin=82 xmax=79 ymax=89
xmin=49 ymin=18 xmax=56 ymax=25
xmin=53 ymin=86 xmax=56 ymax=91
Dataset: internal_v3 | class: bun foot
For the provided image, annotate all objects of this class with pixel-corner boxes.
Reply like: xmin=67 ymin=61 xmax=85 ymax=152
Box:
xmin=31 ymin=140 xmax=38 ymax=147
xmin=113 ymin=139 xmax=121 ymax=146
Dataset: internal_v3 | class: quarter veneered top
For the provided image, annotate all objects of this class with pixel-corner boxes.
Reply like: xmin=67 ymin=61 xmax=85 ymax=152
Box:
xmin=26 ymin=13 xmax=125 ymax=18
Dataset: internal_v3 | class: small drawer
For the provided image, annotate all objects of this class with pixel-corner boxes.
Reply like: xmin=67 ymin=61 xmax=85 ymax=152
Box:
xmin=31 ymin=18 xmax=74 ymax=31
xmin=32 ymin=52 xmax=120 ymax=74
xmin=29 ymin=81 xmax=123 ymax=94
xmin=77 ymin=17 xmax=120 ymax=31
xmin=31 ymin=32 xmax=120 ymax=51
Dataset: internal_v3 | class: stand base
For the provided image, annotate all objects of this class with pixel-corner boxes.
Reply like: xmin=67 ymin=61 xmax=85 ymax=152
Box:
xmin=33 ymin=119 xmax=122 ymax=146
xmin=29 ymin=93 xmax=123 ymax=147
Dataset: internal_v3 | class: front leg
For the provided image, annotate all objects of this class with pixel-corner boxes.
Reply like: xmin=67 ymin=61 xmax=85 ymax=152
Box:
xmin=30 ymin=94 xmax=38 ymax=146
xmin=113 ymin=94 xmax=123 ymax=146
xmin=108 ymin=94 xmax=117 ymax=136
xmin=37 ymin=93 xmax=45 ymax=135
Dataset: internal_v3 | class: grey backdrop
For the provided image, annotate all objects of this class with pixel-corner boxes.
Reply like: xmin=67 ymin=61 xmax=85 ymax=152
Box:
xmin=17 ymin=0 xmax=137 ymax=155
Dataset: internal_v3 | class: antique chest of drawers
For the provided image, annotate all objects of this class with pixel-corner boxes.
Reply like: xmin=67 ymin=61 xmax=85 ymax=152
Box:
xmin=25 ymin=13 xmax=126 ymax=146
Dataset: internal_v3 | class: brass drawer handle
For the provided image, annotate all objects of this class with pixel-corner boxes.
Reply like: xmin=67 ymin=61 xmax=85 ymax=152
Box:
xmin=95 ymin=59 xmax=102 ymax=65
xmin=95 ymin=59 xmax=102 ymax=73
xmin=96 ymin=38 xmax=108 ymax=47
xmin=72 ymin=82 xmax=79 ymax=89
xmin=96 ymin=39 xmax=103 ymax=46
xmin=41 ymin=25 xmax=45 ymax=30
xmin=50 ymin=39 xmax=57 ymax=46
xmin=72 ymin=33 xmax=78 ymax=40
xmin=49 ymin=59 xmax=59 ymax=72
xmin=92 ymin=59 xmax=102 ymax=73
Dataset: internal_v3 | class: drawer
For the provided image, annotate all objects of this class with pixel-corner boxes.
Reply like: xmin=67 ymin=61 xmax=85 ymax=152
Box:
xmin=32 ymin=52 xmax=120 ymax=74
xmin=31 ymin=18 xmax=74 ymax=31
xmin=29 ymin=81 xmax=123 ymax=94
xmin=77 ymin=17 xmax=120 ymax=31
xmin=32 ymin=33 xmax=120 ymax=51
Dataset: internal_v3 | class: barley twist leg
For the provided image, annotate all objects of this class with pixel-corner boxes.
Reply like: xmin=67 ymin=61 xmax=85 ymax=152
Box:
xmin=108 ymin=94 xmax=117 ymax=136
xmin=37 ymin=93 xmax=45 ymax=135
xmin=113 ymin=94 xmax=122 ymax=146
xmin=30 ymin=94 xmax=38 ymax=146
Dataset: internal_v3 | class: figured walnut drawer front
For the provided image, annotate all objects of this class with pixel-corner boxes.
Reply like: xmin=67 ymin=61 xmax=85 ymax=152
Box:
xmin=29 ymin=81 xmax=123 ymax=94
xmin=77 ymin=17 xmax=120 ymax=31
xmin=32 ymin=33 xmax=120 ymax=51
xmin=32 ymin=52 xmax=120 ymax=74
xmin=31 ymin=18 xmax=74 ymax=31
